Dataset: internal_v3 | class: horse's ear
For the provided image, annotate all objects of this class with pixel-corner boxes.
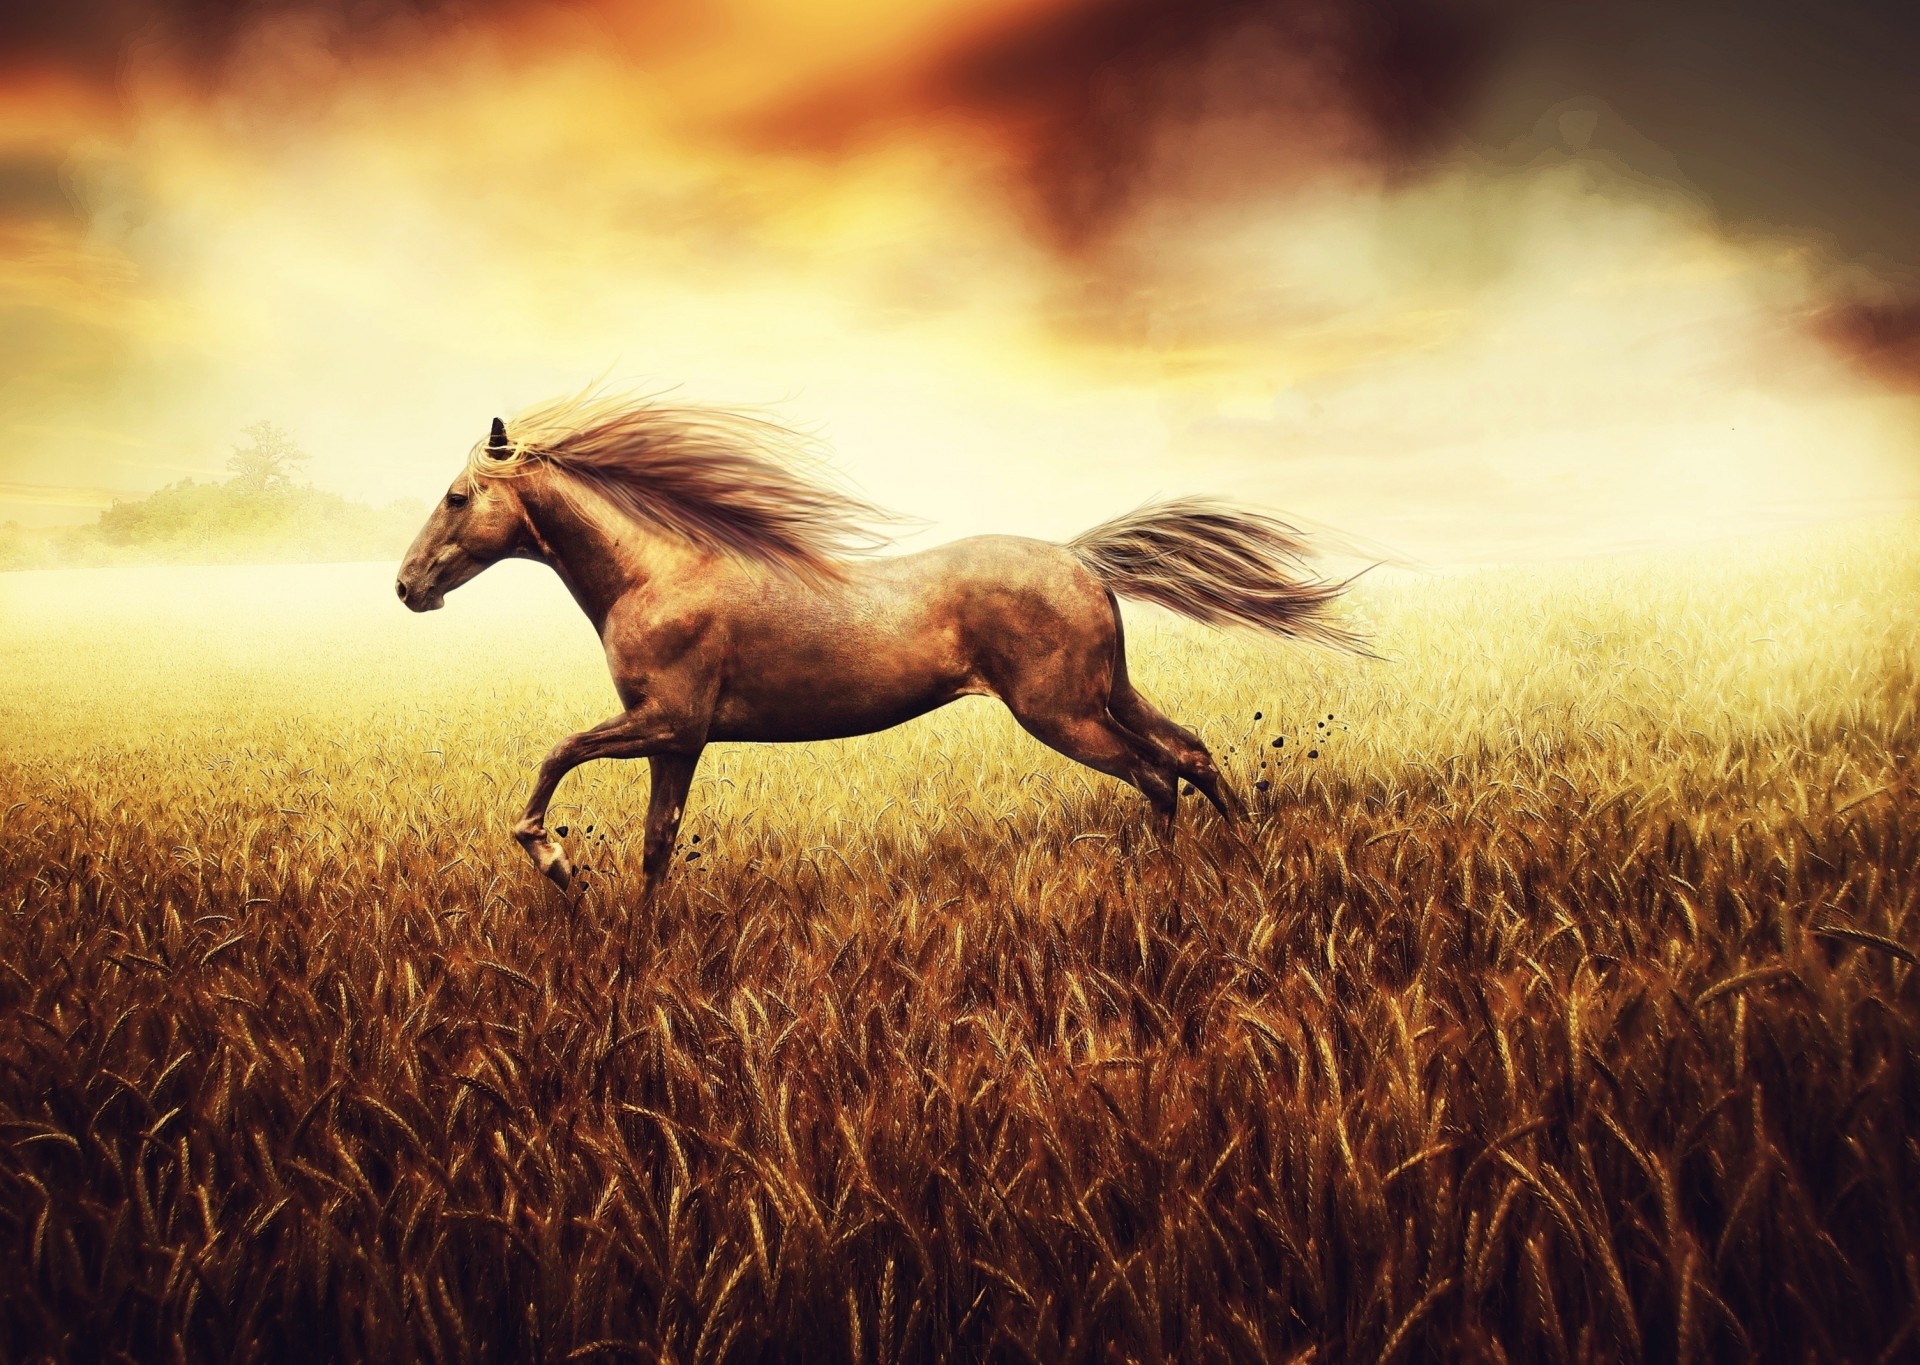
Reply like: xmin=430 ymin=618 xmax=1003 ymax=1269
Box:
xmin=488 ymin=417 xmax=509 ymax=458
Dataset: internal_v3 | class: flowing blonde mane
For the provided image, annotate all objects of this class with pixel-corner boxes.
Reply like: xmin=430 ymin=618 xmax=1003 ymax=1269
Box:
xmin=468 ymin=389 xmax=897 ymax=580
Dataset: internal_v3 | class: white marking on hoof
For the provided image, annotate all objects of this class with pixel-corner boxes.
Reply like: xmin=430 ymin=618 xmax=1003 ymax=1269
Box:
xmin=514 ymin=821 xmax=574 ymax=889
xmin=537 ymin=843 xmax=573 ymax=890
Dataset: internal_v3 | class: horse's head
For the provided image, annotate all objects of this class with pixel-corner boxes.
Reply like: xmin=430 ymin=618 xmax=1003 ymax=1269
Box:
xmin=396 ymin=417 xmax=532 ymax=611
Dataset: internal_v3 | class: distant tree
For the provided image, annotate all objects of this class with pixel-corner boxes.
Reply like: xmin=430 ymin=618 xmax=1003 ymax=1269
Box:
xmin=226 ymin=421 xmax=309 ymax=492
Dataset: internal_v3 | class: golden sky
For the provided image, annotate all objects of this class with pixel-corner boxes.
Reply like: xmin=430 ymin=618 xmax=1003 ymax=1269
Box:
xmin=2 ymin=0 xmax=1917 ymax=560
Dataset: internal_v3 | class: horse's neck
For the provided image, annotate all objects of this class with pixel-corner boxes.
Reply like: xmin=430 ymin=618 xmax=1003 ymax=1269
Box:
xmin=520 ymin=478 xmax=701 ymax=634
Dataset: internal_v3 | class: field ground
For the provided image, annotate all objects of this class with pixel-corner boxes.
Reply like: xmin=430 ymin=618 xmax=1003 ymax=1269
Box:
xmin=2 ymin=522 xmax=1917 ymax=1361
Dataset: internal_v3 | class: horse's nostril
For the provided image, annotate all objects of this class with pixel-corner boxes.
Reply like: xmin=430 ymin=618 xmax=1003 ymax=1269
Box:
xmin=395 ymin=580 xmax=409 ymax=601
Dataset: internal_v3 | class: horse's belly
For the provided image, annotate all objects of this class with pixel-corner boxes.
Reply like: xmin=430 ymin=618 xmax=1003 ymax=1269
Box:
xmin=706 ymin=620 xmax=978 ymax=743
xmin=709 ymin=670 xmax=973 ymax=742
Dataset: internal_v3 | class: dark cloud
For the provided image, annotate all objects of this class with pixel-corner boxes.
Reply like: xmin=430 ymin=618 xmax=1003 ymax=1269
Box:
xmin=757 ymin=0 xmax=1499 ymax=252
xmin=1819 ymin=301 xmax=1920 ymax=391
xmin=0 ymin=0 xmax=520 ymax=85
xmin=1469 ymin=3 xmax=1920 ymax=266
xmin=945 ymin=0 xmax=1502 ymax=251
xmin=873 ymin=0 xmax=1920 ymax=382
xmin=869 ymin=0 xmax=1920 ymax=275
xmin=1466 ymin=1 xmax=1920 ymax=388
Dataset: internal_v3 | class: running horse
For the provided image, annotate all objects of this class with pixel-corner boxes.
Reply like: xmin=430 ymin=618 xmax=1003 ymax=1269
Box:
xmin=396 ymin=392 xmax=1367 ymax=893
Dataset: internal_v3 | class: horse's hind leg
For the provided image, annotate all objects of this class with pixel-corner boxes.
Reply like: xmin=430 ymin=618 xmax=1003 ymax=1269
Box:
xmin=1101 ymin=593 xmax=1244 ymax=822
xmin=1110 ymin=685 xmax=1246 ymax=823
xmin=1006 ymin=706 xmax=1179 ymax=820
xmin=984 ymin=571 xmax=1178 ymax=820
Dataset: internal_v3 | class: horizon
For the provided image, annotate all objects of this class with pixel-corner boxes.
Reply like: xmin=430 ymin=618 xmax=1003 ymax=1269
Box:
xmin=8 ymin=502 xmax=1915 ymax=579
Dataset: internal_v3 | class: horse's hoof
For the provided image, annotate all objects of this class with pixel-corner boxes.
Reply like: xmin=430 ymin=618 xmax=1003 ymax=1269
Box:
xmin=514 ymin=822 xmax=573 ymax=889
xmin=528 ymin=837 xmax=572 ymax=888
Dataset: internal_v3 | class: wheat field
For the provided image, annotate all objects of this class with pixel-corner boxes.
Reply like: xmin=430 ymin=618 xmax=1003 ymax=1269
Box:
xmin=1 ymin=521 xmax=1916 ymax=1362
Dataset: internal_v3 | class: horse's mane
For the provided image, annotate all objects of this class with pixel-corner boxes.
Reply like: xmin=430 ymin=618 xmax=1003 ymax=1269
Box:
xmin=469 ymin=389 xmax=896 ymax=581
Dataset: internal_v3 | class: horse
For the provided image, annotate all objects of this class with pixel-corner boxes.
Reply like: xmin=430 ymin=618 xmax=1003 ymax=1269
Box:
xmin=396 ymin=391 xmax=1368 ymax=894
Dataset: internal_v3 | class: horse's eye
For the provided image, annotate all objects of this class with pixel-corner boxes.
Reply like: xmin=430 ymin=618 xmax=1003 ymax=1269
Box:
xmin=446 ymin=491 xmax=469 ymax=509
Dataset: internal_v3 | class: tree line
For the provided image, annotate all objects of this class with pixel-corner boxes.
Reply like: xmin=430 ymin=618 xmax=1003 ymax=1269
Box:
xmin=0 ymin=423 xmax=424 ymax=570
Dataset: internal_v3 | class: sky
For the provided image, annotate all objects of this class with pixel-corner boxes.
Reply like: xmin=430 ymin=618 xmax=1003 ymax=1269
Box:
xmin=2 ymin=0 xmax=1917 ymax=561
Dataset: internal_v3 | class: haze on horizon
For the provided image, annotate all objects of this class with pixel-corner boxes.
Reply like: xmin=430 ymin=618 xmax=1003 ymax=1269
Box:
xmin=2 ymin=0 xmax=1917 ymax=563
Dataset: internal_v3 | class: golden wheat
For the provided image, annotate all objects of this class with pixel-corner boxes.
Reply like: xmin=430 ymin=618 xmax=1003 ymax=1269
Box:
xmin=1 ymin=520 xmax=1916 ymax=1361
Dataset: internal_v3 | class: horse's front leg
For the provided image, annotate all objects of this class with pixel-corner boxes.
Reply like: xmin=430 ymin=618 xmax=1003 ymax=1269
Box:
xmin=513 ymin=707 xmax=694 ymax=890
xmin=640 ymin=753 xmax=701 ymax=898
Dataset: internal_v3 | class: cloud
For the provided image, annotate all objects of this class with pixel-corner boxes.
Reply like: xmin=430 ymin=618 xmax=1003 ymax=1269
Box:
xmin=11 ymin=2 xmax=1919 ymax=282
xmin=0 ymin=1 xmax=524 ymax=86
xmin=749 ymin=0 xmax=1496 ymax=252
xmin=0 ymin=0 xmax=1915 ymax=551
xmin=1819 ymin=300 xmax=1920 ymax=393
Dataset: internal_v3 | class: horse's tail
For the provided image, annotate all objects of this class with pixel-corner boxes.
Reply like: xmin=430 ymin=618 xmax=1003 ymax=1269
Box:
xmin=1066 ymin=496 xmax=1374 ymax=654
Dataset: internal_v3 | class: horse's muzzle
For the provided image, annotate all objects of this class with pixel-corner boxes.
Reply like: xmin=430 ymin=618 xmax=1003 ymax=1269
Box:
xmin=395 ymin=577 xmax=444 ymax=612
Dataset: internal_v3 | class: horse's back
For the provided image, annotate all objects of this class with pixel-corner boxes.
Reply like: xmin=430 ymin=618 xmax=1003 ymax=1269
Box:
xmin=872 ymin=533 xmax=1102 ymax=601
